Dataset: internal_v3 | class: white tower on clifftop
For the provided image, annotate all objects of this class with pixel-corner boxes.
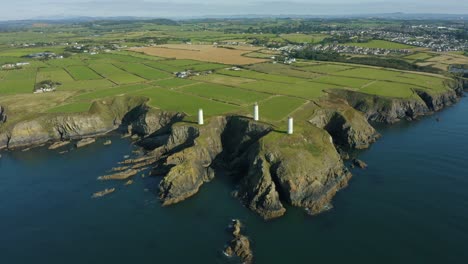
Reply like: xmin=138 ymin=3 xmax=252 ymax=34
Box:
xmin=287 ymin=117 xmax=293 ymax=135
xmin=254 ymin=102 xmax=259 ymax=121
xmin=198 ymin=108 xmax=204 ymax=125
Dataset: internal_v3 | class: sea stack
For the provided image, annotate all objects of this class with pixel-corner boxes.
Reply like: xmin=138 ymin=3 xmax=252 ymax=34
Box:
xmin=253 ymin=102 xmax=259 ymax=121
xmin=198 ymin=108 xmax=204 ymax=125
xmin=287 ymin=117 xmax=293 ymax=135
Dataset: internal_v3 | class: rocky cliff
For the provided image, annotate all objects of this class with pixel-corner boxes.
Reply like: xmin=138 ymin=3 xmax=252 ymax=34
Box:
xmin=328 ymin=87 xmax=458 ymax=124
xmin=308 ymin=99 xmax=380 ymax=150
xmin=0 ymin=106 xmax=6 ymax=124
xmin=0 ymin=80 xmax=462 ymax=220
xmin=0 ymin=96 xmax=181 ymax=150
xmin=135 ymin=115 xmax=349 ymax=219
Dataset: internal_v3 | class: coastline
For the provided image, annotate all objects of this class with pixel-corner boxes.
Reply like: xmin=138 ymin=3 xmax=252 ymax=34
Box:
xmin=0 ymin=83 xmax=465 ymax=219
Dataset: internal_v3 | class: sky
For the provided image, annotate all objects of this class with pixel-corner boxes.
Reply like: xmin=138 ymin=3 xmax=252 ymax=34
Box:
xmin=1 ymin=0 xmax=467 ymax=20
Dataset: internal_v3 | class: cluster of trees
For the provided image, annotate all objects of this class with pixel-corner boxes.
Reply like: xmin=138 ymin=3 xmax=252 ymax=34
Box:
xmin=291 ymin=48 xmax=440 ymax=73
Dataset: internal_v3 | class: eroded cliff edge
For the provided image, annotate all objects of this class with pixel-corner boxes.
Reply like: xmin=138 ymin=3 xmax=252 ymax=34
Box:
xmin=0 ymin=84 xmax=462 ymax=220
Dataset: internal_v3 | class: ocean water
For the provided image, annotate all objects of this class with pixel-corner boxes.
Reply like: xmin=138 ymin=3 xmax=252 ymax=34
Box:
xmin=1 ymin=96 xmax=468 ymax=263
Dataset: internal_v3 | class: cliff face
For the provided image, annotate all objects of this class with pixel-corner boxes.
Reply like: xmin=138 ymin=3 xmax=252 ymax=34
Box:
xmin=0 ymin=106 xmax=6 ymax=124
xmin=146 ymin=116 xmax=349 ymax=219
xmin=308 ymin=99 xmax=380 ymax=150
xmin=328 ymin=88 xmax=458 ymax=124
xmin=0 ymin=81 xmax=461 ymax=220
xmin=0 ymin=96 xmax=181 ymax=150
xmin=157 ymin=117 xmax=227 ymax=205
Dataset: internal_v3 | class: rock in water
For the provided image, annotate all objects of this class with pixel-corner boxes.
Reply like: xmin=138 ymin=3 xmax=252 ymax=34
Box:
xmin=223 ymin=219 xmax=253 ymax=264
xmin=352 ymin=158 xmax=368 ymax=169
xmin=92 ymin=188 xmax=115 ymax=198
xmin=48 ymin=141 xmax=70 ymax=150
xmin=75 ymin=138 xmax=96 ymax=148
xmin=98 ymin=169 xmax=140 ymax=180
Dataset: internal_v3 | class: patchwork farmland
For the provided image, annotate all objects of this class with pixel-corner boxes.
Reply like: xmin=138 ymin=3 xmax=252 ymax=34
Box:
xmin=0 ymin=44 xmax=454 ymax=126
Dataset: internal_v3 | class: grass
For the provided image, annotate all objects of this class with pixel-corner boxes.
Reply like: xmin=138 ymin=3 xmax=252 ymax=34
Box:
xmin=74 ymin=83 xmax=152 ymax=101
xmin=259 ymin=96 xmax=307 ymax=121
xmin=179 ymin=83 xmax=270 ymax=105
xmin=191 ymin=74 xmax=256 ymax=86
xmin=247 ymin=63 xmax=321 ymax=79
xmin=59 ymin=79 xmax=115 ymax=91
xmin=67 ymin=65 xmax=103 ymax=80
xmin=0 ymin=68 xmax=36 ymax=94
xmin=343 ymin=40 xmax=414 ymax=49
xmin=238 ymin=80 xmax=329 ymax=99
xmin=46 ymin=102 xmax=92 ymax=113
xmin=89 ymin=63 xmax=145 ymax=84
xmin=359 ymin=81 xmax=416 ymax=98
xmin=280 ymin=33 xmax=328 ymax=43
xmin=114 ymin=62 xmax=172 ymax=80
xmin=131 ymin=86 xmax=240 ymax=116
xmin=153 ymin=78 xmax=197 ymax=88
xmin=313 ymin=75 xmax=372 ymax=89
xmin=218 ymin=69 xmax=305 ymax=84
xmin=36 ymin=67 xmax=74 ymax=83
xmin=404 ymin=52 xmax=434 ymax=61
xmin=301 ymin=64 xmax=354 ymax=74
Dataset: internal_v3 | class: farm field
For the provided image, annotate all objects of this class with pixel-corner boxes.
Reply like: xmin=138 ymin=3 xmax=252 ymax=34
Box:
xmin=0 ymin=44 xmax=455 ymax=125
xmin=0 ymin=68 xmax=37 ymax=94
xmin=89 ymin=63 xmax=145 ymax=84
xmin=66 ymin=65 xmax=103 ymax=80
xmin=280 ymin=33 xmax=328 ymax=44
xmin=178 ymin=82 xmax=271 ymax=106
xmin=130 ymin=44 xmax=268 ymax=65
xmin=343 ymin=40 xmax=415 ymax=49
xmin=114 ymin=62 xmax=172 ymax=80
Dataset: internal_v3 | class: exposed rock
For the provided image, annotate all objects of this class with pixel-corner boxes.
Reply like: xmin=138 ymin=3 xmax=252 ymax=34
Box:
xmin=98 ymin=169 xmax=140 ymax=180
xmin=224 ymin=219 xmax=253 ymax=264
xmin=0 ymin=105 xmax=6 ymax=124
xmin=103 ymin=140 xmax=112 ymax=146
xmin=121 ymin=104 xmax=185 ymax=137
xmin=328 ymin=88 xmax=458 ymax=124
xmin=48 ymin=141 xmax=70 ymax=150
xmin=352 ymin=159 xmax=368 ymax=169
xmin=124 ymin=180 xmax=133 ymax=186
xmin=0 ymin=96 xmax=181 ymax=150
xmin=238 ymin=122 xmax=351 ymax=217
xmin=308 ymin=99 xmax=379 ymax=149
xmin=75 ymin=138 xmax=96 ymax=148
xmin=158 ymin=117 xmax=227 ymax=205
xmin=92 ymin=188 xmax=115 ymax=198
xmin=414 ymin=89 xmax=458 ymax=112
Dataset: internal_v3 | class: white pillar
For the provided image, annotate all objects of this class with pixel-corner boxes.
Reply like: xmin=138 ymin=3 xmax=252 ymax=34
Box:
xmin=254 ymin=103 xmax=259 ymax=121
xmin=287 ymin=117 xmax=293 ymax=135
xmin=198 ymin=109 xmax=204 ymax=125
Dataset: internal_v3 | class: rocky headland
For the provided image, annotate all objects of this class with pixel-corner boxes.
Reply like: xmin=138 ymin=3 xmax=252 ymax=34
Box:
xmin=0 ymin=82 xmax=465 ymax=220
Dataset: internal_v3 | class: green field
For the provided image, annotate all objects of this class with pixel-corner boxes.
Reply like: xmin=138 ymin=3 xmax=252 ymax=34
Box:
xmin=114 ymin=62 xmax=172 ymax=80
xmin=301 ymin=64 xmax=354 ymax=74
xmin=37 ymin=67 xmax=74 ymax=83
xmin=67 ymin=65 xmax=103 ymax=80
xmin=0 ymin=68 xmax=37 ymax=94
xmin=404 ymin=52 xmax=434 ymax=61
xmin=179 ymin=82 xmax=270 ymax=105
xmin=0 ymin=21 xmax=454 ymax=126
xmin=46 ymin=102 xmax=92 ymax=113
xmin=280 ymin=33 xmax=328 ymax=44
xmin=343 ymin=40 xmax=414 ymax=49
xmin=89 ymin=63 xmax=145 ymax=84
xmin=132 ymin=87 xmax=240 ymax=116
xmin=259 ymin=96 xmax=307 ymax=121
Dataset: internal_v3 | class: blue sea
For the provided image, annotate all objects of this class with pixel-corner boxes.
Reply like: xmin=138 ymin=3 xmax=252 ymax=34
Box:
xmin=1 ymin=96 xmax=468 ymax=263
